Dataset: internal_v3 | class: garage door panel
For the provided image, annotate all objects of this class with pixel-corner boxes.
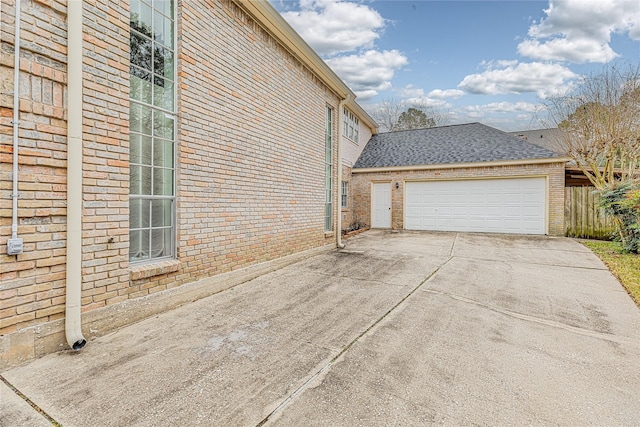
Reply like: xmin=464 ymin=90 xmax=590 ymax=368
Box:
xmin=405 ymin=178 xmax=546 ymax=235
xmin=523 ymin=206 xmax=543 ymax=216
xmin=485 ymin=206 xmax=503 ymax=216
xmin=504 ymin=206 xmax=523 ymax=216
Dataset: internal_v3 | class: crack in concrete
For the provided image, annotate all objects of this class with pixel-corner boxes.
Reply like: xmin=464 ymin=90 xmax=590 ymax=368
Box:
xmin=0 ymin=374 xmax=60 ymax=426
xmin=422 ymin=289 xmax=639 ymax=347
xmin=256 ymin=256 xmax=454 ymax=426
xmin=449 ymin=233 xmax=459 ymax=257
xmin=451 ymin=255 xmax=610 ymax=271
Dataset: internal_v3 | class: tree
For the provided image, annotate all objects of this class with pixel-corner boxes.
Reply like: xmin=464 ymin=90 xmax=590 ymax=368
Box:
xmin=599 ymin=182 xmax=640 ymax=253
xmin=547 ymin=63 xmax=640 ymax=250
xmin=395 ymin=108 xmax=435 ymax=131
xmin=367 ymin=97 xmax=448 ymax=132
xmin=545 ymin=63 xmax=640 ymax=191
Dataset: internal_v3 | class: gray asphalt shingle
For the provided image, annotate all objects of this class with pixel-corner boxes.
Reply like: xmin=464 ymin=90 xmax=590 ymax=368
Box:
xmin=353 ymin=122 xmax=563 ymax=169
xmin=508 ymin=128 xmax=566 ymax=155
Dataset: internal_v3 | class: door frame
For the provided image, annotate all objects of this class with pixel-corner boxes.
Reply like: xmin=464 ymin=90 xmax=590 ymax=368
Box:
xmin=371 ymin=181 xmax=392 ymax=228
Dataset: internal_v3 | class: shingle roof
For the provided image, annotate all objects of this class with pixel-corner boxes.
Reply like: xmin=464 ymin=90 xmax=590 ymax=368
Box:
xmin=353 ymin=122 xmax=563 ymax=169
xmin=508 ymin=128 xmax=566 ymax=155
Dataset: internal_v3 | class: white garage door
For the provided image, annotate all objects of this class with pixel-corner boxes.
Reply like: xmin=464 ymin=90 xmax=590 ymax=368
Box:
xmin=405 ymin=178 xmax=546 ymax=235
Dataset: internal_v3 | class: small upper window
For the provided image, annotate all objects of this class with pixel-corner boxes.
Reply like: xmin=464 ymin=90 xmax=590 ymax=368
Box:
xmin=343 ymin=108 xmax=359 ymax=143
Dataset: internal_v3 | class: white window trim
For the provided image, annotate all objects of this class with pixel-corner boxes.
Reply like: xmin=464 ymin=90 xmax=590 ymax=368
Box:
xmin=341 ymin=181 xmax=348 ymax=209
xmin=325 ymin=106 xmax=333 ymax=232
xmin=129 ymin=0 xmax=177 ymax=264
xmin=342 ymin=107 xmax=359 ymax=144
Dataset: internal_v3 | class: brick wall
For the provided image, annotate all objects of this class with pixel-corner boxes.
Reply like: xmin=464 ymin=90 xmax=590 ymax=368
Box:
xmin=1 ymin=0 xmax=70 ymax=336
xmin=133 ymin=0 xmax=340 ymax=294
xmin=1 ymin=0 xmax=341 ymax=365
xmin=351 ymin=162 xmax=566 ymax=236
xmin=79 ymin=1 xmax=131 ymax=311
xmin=1 ymin=0 xmax=131 ymax=357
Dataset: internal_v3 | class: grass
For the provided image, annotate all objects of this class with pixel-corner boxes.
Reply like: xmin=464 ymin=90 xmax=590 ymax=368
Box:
xmin=581 ymin=239 xmax=640 ymax=307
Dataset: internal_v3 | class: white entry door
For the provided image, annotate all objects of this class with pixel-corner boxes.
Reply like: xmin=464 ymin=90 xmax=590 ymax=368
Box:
xmin=372 ymin=182 xmax=391 ymax=228
xmin=405 ymin=178 xmax=546 ymax=235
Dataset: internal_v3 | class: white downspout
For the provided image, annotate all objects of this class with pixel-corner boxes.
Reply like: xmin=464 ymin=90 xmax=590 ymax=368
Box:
xmin=336 ymin=95 xmax=351 ymax=249
xmin=7 ymin=0 xmax=24 ymax=256
xmin=65 ymin=0 xmax=86 ymax=350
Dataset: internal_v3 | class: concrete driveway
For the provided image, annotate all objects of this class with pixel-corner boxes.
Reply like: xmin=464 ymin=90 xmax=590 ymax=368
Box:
xmin=2 ymin=231 xmax=640 ymax=426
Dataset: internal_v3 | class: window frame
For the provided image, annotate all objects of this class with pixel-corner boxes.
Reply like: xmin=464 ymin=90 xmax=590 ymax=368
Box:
xmin=325 ymin=106 xmax=333 ymax=232
xmin=341 ymin=180 xmax=348 ymax=209
xmin=129 ymin=0 xmax=177 ymax=264
xmin=343 ymin=108 xmax=359 ymax=143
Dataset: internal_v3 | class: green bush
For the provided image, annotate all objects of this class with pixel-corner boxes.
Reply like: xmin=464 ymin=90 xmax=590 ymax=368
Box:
xmin=599 ymin=182 xmax=640 ymax=253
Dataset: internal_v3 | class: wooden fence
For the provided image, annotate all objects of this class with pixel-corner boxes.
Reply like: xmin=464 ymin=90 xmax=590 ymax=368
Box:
xmin=565 ymin=186 xmax=616 ymax=239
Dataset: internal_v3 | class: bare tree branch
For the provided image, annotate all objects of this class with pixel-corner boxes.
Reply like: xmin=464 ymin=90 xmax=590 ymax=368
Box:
xmin=365 ymin=97 xmax=449 ymax=132
xmin=543 ymin=63 xmax=640 ymax=190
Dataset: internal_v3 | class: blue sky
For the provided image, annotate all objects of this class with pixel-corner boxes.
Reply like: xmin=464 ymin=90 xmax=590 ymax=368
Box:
xmin=271 ymin=0 xmax=640 ymax=131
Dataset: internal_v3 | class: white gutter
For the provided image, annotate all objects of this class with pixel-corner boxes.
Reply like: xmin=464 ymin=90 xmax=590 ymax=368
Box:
xmin=7 ymin=0 xmax=24 ymax=256
xmin=336 ymin=95 xmax=351 ymax=249
xmin=351 ymin=157 xmax=571 ymax=174
xmin=345 ymin=97 xmax=378 ymax=136
xmin=65 ymin=0 xmax=86 ymax=350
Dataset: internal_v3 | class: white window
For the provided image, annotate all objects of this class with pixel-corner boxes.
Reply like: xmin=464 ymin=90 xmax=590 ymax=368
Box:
xmin=325 ymin=107 xmax=333 ymax=232
xmin=129 ymin=0 xmax=176 ymax=262
xmin=343 ymin=108 xmax=359 ymax=143
xmin=341 ymin=181 xmax=348 ymax=208
xmin=343 ymin=107 xmax=349 ymax=138
xmin=354 ymin=117 xmax=359 ymax=142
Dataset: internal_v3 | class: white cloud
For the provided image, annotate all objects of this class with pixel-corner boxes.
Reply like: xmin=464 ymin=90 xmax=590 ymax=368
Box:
xmin=427 ymin=89 xmax=465 ymax=99
xmin=354 ymin=89 xmax=379 ymax=100
xmin=326 ymin=50 xmax=408 ymax=100
xmin=398 ymin=84 xmax=425 ymax=98
xmin=458 ymin=61 xmax=577 ymax=99
xmin=396 ymin=87 xmax=463 ymax=105
xmin=280 ymin=0 xmax=385 ymax=56
xmin=518 ymin=37 xmax=619 ymax=64
xmin=464 ymin=102 xmax=541 ymax=115
xmin=481 ymin=59 xmax=519 ymax=68
xmin=518 ymin=0 xmax=640 ymax=63
xmin=444 ymin=102 xmax=548 ymax=131
xmin=404 ymin=97 xmax=450 ymax=108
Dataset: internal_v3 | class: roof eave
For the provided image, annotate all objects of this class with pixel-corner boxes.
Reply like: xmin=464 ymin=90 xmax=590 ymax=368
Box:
xmin=352 ymin=157 xmax=570 ymax=174
xmin=345 ymin=98 xmax=378 ymax=134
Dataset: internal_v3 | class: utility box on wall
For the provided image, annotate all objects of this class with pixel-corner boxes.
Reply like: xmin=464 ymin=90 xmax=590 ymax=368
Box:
xmin=7 ymin=238 xmax=23 ymax=255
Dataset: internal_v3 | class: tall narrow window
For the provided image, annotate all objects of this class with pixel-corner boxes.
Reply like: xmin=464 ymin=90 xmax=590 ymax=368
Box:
xmin=342 ymin=107 xmax=349 ymax=137
xmin=129 ymin=0 xmax=175 ymax=262
xmin=341 ymin=181 xmax=348 ymax=208
xmin=325 ymin=107 xmax=333 ymax=232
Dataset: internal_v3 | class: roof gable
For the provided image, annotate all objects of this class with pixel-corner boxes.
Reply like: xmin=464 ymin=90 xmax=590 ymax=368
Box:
xmin=353 ymin=123 xmax=563 ymax=169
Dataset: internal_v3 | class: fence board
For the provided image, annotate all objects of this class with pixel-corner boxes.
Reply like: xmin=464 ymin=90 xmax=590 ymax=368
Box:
xmin=565 ymin=186 xmax=616 ymax=239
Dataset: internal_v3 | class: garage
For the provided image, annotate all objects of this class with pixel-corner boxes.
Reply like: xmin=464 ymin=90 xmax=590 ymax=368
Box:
xmin=351 ymin=123 xmax=567 ymax=236
xmin=404 ymin=177 xmax=546 ymax=234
